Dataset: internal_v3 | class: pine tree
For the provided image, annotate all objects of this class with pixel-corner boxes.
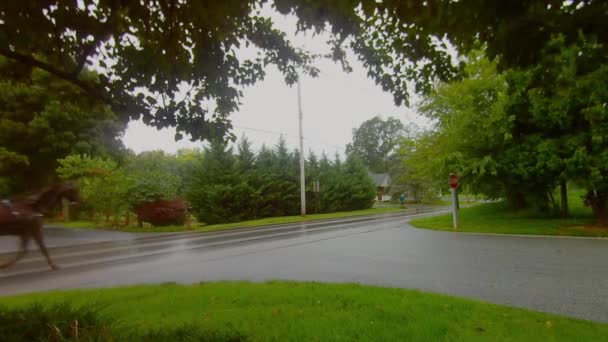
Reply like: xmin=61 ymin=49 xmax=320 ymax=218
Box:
xmin=307 ymin=150 xmax=320 ymax=180
xmin=340 ymin=154 xmax=377 ymax=210
xmin=187 ymin=140 xmax=243 ymax=224
xmin=236 ymin=135 xmax=256 ymax=171
xmin=253 ymin=143 xmax=278 ymax=217
xmin=306 ymin=150 xmax=321 ymax=213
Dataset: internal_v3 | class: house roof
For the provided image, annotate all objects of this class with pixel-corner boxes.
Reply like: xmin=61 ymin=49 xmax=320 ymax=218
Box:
xmin=368 ymin=172 xmax=391 ymax=188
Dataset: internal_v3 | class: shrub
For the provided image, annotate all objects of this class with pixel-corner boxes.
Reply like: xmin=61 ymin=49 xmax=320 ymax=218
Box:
xmin=0 ymin=303 xmax=247 ymax=342
xmin=0 ymin=302 xmax=113 ymax=342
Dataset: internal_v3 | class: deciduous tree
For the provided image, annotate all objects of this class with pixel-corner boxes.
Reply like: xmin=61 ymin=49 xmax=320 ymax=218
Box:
xmin=346 ymin=116 xmax=404 ymax=173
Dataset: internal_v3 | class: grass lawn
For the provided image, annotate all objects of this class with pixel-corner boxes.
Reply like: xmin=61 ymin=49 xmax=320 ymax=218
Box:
xmin=2 ymin=281 xmax=606 ymax=341
xmin=410 ymin=189 xmax=608 ymax=237
xmin=51 ymin=207 xmax=406 ymax=233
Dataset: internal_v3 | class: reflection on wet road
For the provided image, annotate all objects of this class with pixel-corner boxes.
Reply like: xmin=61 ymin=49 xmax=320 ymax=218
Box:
xmin=0 ymin=209 xmax=435 ymax=277
xmin=1 ymin=207 xmax=607 ymax=323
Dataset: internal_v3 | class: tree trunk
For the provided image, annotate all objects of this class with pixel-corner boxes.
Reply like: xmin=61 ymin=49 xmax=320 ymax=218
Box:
xmin=185 ymin=212 xmax=192 ymax=230
xmin=124 ymin=212 xmax=130 ymax=226
xmin=560 ymin=181 xmax=568 ymax=218
xmin=586 ymin=191 xmax=608 ymax=226
xmin=548 ymin=190 xmax=558 ymax=212
xmin=506 ymin=189 xmax=528 ymax=210
xmin=593 ymin=205 xmax=608 ymax=226
xmin=105 ymin=210 xmax=110 ymax=225
xmin=61 ymin=198 xmax=70 ymax=222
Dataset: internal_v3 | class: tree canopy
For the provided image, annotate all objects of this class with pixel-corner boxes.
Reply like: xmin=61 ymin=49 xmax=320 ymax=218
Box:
xmin=187 ymin=136 xmax=375 ymax=224
xmin=0 ymin=57 xmax=125 ymax=194
xmin=346 ymin=116 xmax=404 ymax=173
xmin=407 ymin=35 xmax=608 ymax=223
xmin=0 ymin=1 xmax=318 ymax=142
xmin=3 ymin=1 xmax=608 ymax=226
xmin=3 ymin=1 xmax=604 ymax=142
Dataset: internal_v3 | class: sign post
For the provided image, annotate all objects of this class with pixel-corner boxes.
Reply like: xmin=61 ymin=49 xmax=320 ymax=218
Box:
xmin=312 ymin=180 xmax=320 ymax=214
xmin=449 ymin=174 xmax=459 ymax=229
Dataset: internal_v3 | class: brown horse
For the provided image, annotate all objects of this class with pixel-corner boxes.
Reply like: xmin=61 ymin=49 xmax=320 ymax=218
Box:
xmin=0 ymin=182 xmax=79 ymax=270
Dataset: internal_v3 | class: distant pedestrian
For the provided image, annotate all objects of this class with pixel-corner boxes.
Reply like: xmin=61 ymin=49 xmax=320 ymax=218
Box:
xmin=399 ymin=194 xmax=406 ymax=207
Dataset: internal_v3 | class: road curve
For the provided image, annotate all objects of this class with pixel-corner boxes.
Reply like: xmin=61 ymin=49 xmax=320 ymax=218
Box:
xmin=1 ymin=208 xmax=607 ymax=323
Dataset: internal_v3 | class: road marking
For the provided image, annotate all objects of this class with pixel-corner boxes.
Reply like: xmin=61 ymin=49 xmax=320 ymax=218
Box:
xmin=0 ymin=212 xmax=436 ymax=278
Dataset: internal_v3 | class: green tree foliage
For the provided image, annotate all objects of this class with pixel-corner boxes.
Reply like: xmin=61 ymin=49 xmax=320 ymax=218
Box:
xmin=123 ymin=151 xmax=181 ymax=204
xmin=11 ymin=1 xmax=604 ymax=223
xmin=186 ymin=136 xmax=376 ymax=224
xmin=503 ymin=35 xmax=608 ymax=223
xmin=174 ymin=148 xmax=205 ymax=195
xmin=408 ymin=37 xmax=608 ymax=225
xmin=234 ymin=137 xmax=262 ymax=219
xmin=410 ymin=50 xmax=565 ymax=209
xmin=57 ymin=154 xmax=132 ymax=223
xmin=0 ymin=148 xmax=29 ymax=196
xmin=306 ymin=150 xmax=320 ymax=180
xmin=393 ymin=128 xmax=444 ymax=202
xmin=346 ymin=116 xmax=404 ymax=173
xmin=57 ymin=152 xmax=192 ymax=224
xmin=319 ymin=154 xmax=377 ymax=212
xmin=5 ymin=1 xmax=602 ymax=142
xmin=261 ymin=137 xmax=299 ymax=216
xmin=0 ymin=57 xmax=125 ymax=194
xmin=236 ymin=135 xmax=256 ymax=172
xmin=276 ymin=0 xmax=607 ymax=106
xmin=413 ymin=52 xmax=511 ymax=201
xmin=187 ymin=140 xmax=246 ymax=224
xmin=192 ymin=136 xmax=300 ymax=221
xmin=0 ymin=1 xmax=319 ymax=142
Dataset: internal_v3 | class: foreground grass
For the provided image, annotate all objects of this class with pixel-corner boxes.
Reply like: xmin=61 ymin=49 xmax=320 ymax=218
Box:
xmin=53 ymin=207 xmax=406 ymax=233
xmin=2 ymin=282 xmax=606 ymax=341
xmin=410 ymin=190 xmax=607 ymax=237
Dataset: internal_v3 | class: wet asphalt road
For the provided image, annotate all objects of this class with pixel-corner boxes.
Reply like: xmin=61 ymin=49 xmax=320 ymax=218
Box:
xmin=1 ymin=208 xmax=607 ymax=323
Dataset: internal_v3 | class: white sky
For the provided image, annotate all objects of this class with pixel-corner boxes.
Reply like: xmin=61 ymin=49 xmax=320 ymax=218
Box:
xmin=122 ymin=9 xmax=426 ymax=157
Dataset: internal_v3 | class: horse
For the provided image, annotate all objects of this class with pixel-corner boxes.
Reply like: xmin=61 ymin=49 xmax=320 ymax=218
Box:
xmin=0 ymin=182 xmax=79 ymax=270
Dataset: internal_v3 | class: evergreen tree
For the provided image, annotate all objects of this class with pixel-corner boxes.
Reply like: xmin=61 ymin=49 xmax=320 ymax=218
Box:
xmin=274 ymin=136 xmax=292 ymax=176
xmin=269 ymin=137 xmax=298 ymax=215
xmin=236 ymin=135 xmax=256 ymax=172
xmin=187 ymin=140 xmax=244 ymax=224
xmin=186 ymin=135 xmax=381 ymax=223
xmin=307 ymin=150 xmax=320 ymax=181
xmin=339 ymin=155 xmax=377 ymax=210
xmin=256 ymin=145 xmax=274 ymax=171
xmin=235 ymin=136 xmax=261 ymax=219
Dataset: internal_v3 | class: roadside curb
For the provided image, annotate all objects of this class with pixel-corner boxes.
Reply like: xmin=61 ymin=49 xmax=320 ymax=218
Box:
xmin=404 ymin=218 xmax=608 ymax=241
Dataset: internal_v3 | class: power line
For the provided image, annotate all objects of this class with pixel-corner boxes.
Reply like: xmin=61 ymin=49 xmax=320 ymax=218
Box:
xmin=233 ymin=125 xmax=295 ymax=138
xmin=234 ymin=125 xmax=347 ymax=152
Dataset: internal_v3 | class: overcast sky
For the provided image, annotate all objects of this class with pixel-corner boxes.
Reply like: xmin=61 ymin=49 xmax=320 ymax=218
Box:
xmin=122 ymin=8 xmax=426 ymax=157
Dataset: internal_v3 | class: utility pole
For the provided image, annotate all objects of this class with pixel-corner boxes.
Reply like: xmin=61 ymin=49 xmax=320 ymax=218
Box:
xmin=451 ymin=187 xmax=459 ymax=229
xmin=448 ymin=174 xmax=459 ymax=229
xmin=297 ymin=78 xmax=306 ymax=216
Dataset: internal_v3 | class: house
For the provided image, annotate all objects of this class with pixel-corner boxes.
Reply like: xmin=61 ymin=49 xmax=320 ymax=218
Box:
xmin=369 ymin=172 xmax=392 ymax=202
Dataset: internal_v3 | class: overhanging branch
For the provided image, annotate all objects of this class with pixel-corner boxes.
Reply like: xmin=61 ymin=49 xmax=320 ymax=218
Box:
xmin=0 ymin=47 xmax=115 ymax=108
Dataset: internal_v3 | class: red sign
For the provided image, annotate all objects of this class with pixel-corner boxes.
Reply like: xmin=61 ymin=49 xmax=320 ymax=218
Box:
xmin=448 ymin=174 xmax=459 ymax=189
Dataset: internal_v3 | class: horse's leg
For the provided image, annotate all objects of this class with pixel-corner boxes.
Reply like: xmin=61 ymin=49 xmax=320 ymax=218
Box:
xmin=32 ymin=224 xmax=59 ymax=270
xmin=0 ymin=233 xmax=30 ymax=269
